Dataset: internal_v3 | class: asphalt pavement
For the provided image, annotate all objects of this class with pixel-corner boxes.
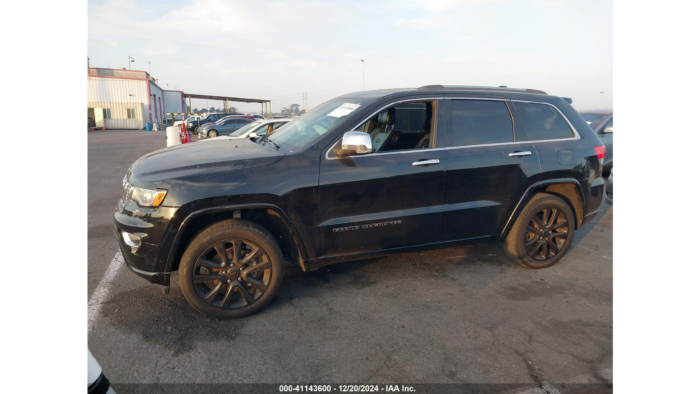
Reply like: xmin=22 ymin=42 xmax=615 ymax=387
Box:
xmin=88 ymin=130 xmax=612 ymax=387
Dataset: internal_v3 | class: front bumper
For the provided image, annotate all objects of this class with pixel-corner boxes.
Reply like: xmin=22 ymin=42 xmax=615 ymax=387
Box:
xmin=113 ymin=200 xmax=179 ymax=286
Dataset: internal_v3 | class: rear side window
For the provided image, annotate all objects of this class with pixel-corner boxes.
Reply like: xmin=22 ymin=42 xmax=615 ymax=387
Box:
xmin=450 ymin=100 xmax=513 ymax=146
xmin=514 ymin=102 xmax=574 ymax=140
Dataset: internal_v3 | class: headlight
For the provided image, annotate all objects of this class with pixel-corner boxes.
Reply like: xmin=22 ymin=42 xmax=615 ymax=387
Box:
xmin=130 ymin=187 xmax=168 ymax=207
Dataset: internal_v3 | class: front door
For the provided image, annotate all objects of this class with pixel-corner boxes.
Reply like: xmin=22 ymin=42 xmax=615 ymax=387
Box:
xmin=318 ymin=99 xmax=446 ymax=257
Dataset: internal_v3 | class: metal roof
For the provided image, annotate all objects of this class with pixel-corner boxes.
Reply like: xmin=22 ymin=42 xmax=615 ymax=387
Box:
xmin=417 ymin=85 xmax=547 ymax=94
xmin=183 ymin=93 xmax=270 ymax=103
xmin=578 ymin=109 xmax=613 ymax=114
xmin=340 ymin=85 xmax=549 ymax=100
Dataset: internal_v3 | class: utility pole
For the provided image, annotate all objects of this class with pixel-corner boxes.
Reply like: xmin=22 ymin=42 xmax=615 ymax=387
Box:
xmin=599 ymin=91 xmax=604 ymax=108
xmin=361 ymin=59 xmax=365 ymax=90
xmin=128 ymin=56 xmax=134 ymax=70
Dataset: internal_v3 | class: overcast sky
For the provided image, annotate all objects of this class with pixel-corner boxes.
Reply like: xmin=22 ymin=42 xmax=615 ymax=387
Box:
xmin=88 ymin=0 xmax=612 ymax=113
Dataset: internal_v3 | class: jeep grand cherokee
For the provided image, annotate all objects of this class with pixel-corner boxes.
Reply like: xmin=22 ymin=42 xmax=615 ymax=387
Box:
xmin=114 ymin=85 xmax=606 ymax=319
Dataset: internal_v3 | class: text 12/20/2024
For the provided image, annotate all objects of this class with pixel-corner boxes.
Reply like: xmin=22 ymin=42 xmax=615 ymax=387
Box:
xmin=280 ymin=385 xmax=417 ymax=393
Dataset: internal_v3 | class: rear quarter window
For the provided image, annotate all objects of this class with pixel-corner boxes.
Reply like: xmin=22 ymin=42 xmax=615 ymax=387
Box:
xmin=514 ymin=102 xmax=574 ymax=141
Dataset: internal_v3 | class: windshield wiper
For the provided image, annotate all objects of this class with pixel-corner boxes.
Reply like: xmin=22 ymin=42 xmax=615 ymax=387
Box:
xmin=258 ymin=134 xmax=280 ymax=150
xmin=265 ymin=138 xmax=280 ymax=150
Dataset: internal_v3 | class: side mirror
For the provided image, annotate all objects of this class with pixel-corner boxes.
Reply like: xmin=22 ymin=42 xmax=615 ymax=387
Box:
xmin=603 ymin=127 xmax=613 ymax=133
xmin=333 ymin=131 xmax=373 ymax=157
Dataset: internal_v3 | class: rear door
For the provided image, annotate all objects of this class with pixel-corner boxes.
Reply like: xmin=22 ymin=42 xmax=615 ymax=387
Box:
xmin=441 ymin=98 xmax=540 ymax=240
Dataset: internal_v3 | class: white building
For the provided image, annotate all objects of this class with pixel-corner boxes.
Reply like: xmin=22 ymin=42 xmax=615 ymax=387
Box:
xmin=88 ymin=68 xmax=185 ymax=130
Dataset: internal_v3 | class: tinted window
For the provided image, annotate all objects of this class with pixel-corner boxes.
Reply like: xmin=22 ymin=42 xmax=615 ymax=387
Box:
xmin=394 ymin=103 xmax=429 ymax=133
xmin=515 ymin=103 xmax=574 ymax=140
xmin=450 ymin=100 xmax=513 ymax=146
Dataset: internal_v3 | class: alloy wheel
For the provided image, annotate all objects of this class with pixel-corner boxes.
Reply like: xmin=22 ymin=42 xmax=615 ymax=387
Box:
xmin=524 ymin=207 xmax=570 ymax=261
xmin=193 ymin=239 xmax=271 ymax=309
xmin=208 ymin=130 xmax=217 ymax=138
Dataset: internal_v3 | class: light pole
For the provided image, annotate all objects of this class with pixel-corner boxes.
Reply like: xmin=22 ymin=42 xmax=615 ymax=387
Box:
xmin=361 ymin=59 xmax=365 ymax=90
xmin=128 ymin=56 xmax=134 ymax=70
xmin=599 ymin=91 xmax=604 ymax=108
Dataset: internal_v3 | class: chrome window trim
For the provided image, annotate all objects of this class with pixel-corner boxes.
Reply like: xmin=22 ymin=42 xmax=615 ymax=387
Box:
xmin=324 ymin=97 xmax=581 ymax=160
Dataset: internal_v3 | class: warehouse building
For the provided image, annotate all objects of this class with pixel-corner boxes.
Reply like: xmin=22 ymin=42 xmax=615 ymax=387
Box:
xmin=88 ymin=68 xmax=185 ymax=130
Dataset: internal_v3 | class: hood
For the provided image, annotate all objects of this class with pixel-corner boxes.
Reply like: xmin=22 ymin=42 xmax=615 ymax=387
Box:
xmin=129 ymin=138 xmax=285 ymax=185
xmin=198 ymin=135 xmax=246 ymax=142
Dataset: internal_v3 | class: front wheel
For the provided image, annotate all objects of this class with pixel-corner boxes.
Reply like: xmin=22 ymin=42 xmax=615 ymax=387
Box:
xmin=179 ymin=219 xmax=284 ymax=319
xmin=503 ymin=193 xmax=575 ymax=269
xmin=208 ymin=129 xmax=219 ymax=138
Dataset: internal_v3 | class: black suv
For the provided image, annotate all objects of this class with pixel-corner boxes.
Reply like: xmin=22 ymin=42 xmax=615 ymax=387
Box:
xmin=114 ymin=85 xmax=606 ymax=319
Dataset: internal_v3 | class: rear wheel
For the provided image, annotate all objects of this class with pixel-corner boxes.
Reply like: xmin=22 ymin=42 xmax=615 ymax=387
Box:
xmin=179 ymin=219 xmax=284 ymax=319
xmin=503 ymin=193 xmax=575 ymax=269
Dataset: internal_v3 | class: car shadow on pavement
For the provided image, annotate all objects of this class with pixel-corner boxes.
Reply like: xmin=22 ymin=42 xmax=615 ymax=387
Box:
xmin=98 ymin=243 xmax=515 ymax=357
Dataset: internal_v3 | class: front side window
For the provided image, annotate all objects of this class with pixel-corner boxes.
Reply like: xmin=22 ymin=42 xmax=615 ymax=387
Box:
xmin=450 ymin=100 xmax=513 ymax=147
xmin=341 ymin=100 xmax=435 ymax=153
xmin=514 ymin=102 xmax=574 ymax=141
xmin=229 ymin=121 xmax=261 ymax=137
xmin=256 ymin=125 xmax=271 ymax=135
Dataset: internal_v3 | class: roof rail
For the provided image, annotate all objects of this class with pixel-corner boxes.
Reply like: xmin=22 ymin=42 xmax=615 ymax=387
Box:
xmin=417 ymin=85 xmax=547 ymax=95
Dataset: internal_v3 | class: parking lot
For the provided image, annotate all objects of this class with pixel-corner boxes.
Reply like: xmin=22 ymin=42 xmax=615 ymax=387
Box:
xmin=88 ymin=130 xmax=612 ymax=388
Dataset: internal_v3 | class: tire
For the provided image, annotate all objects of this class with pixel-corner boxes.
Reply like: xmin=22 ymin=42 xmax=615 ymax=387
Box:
xmin=208 ymin=129 xmax=219 ymax=138
xmin=179 ymin=219 xmax=284 ymax=319
xmin=194 ymin=126 xmax=200 ymax=134
xmin=503 ymin=193 xmax=575 ymax=269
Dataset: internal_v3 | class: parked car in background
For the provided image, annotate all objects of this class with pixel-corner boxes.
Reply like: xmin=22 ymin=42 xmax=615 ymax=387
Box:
xmin=187 ymin=113 xmax=236 ymax=133
xmin=198 ymin=118 xmax=290 ymax=142
xmin=115 ymin=84 xmax=606 ymax=319
xmin=175 ymin=115 xmax=201 ymax=128
xmin=249 ymin=114 xmax=265 ymax=120
xmin=605 ymin=168 xmax=613 ymax=205
xmin=197 ymin=116 xmax=254 ymax=139
xmin=89 ymin=349 xmax=115 ymax=394
xmin=579 ymin=109 xmax=613 ymax=175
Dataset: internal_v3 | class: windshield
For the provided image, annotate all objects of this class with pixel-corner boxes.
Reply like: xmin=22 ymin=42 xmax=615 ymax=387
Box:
xmin=263 ymin=98 xmax=373 ymax=152
xmin=229 ymin=122 xmax=262 ymax=137
xmin=580 ymin=113 xmax=608 ymax=129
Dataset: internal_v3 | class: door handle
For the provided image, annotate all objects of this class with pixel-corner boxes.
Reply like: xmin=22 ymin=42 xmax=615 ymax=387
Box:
xmin=509 ymin=151 xmax=532 ymax=158
xmin=412 ymin=159 xmax=440 ymax=167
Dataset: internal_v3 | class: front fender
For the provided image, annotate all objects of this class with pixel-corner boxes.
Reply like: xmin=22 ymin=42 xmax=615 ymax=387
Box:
xmin=163 ymin=202 xmax=308 ymax=273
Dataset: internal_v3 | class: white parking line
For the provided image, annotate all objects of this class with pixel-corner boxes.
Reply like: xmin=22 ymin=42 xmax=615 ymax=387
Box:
xmin=88 ymin=252 xmax=123 ymax=333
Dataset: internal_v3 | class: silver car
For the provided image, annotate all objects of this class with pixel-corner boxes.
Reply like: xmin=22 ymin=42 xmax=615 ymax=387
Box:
xmin=197 ymin=117 xmax=254 ymax=139
xmin=198 ymin=118 xmax=291 ymax=142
